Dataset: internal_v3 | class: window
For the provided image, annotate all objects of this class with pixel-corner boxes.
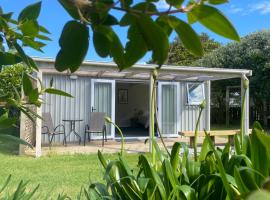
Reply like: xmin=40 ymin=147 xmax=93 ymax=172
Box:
xmin=186 ymin=83 xmax=205 ymax=105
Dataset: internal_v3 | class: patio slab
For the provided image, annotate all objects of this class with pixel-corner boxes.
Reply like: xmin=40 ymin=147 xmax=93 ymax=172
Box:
xmin=25 ymin=136 xmax=229 ymax=156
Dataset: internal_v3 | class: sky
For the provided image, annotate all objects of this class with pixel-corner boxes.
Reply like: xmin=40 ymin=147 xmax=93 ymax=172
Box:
xmin=1 ymin=0 xmax=270 ymax=63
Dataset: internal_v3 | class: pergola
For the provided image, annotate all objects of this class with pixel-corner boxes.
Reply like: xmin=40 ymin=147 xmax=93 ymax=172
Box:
xmin=32 ymin=57 xmax=252 ymax=157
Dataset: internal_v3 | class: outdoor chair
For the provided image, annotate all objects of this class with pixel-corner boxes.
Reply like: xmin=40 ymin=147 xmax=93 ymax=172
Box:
xmin=42 ymin=112 xmax=66 ymax=146
xmin=84 ymin=112 xmax=107 ymax=146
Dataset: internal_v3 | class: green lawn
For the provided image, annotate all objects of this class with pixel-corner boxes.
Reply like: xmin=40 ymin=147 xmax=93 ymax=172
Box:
xmin=0 ymin=135 xmax=140 ymax=199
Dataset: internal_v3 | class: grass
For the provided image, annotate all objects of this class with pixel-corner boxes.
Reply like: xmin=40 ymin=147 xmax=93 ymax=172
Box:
xmin=0 ymin=129 xmax=140 ymax=199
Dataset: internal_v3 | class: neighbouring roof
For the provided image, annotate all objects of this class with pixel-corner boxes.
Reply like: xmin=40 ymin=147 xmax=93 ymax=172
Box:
xmin=34 ymin=57 xmax=252 ymax=82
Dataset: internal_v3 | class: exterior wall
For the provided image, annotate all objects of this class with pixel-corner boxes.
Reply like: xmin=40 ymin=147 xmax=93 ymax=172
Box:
xmin=178 ymin=82 xmax=207 ymax=132
xmin=42 ymin=73 xmax=209 ymax=142
xmin=42 ymin=74 xmax=91 ymax=143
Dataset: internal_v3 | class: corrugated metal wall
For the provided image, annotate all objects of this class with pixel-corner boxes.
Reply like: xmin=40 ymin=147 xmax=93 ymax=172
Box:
xmin=179 ymin=82 xmax=207 ymax=132
xmin=42 ymin=74 xmax=91 ymax=144
xmin=42 ymin=74 xmax=209 ymax=143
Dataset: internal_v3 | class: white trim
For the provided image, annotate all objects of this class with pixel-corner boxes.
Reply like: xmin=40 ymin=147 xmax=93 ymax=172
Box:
xmin=158 ymin=81 xmax=180 ymax=137
xmin=91 ymin=79 xmax=115 ymax=139
xmin=35 ymin=57 xmax=252 ymax=81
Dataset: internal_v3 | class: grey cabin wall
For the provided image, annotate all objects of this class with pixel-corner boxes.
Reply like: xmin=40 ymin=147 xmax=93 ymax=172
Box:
xmin=41 ymin=73 xmax=209 ymax=143
xmin=179 ymin=82 xmax=207 ymax=132
xmin=42 ymin=74 xmax=91 ymax=144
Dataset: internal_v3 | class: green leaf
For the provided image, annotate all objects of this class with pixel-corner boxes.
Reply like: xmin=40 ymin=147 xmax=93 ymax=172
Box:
xmin=39 ymin=25 xmax=50 ymax=34
xmin=170 ymin=142 xmax=181 ymax=172
xmin=20 ymin=20 xmax=39 ymax=37
xmin=166 ymin=0 xmax=184 ymax=8
xmin=188 ymin=5 xmax=240 ymax=41
xmin=250 ymin=124 xmax=270 ymax=185
xmin=108 ymin=29 xmax=126 ymax=69
xmin=199 ymin=137 xmax=211 ymax=161
xmin=208 ymin=0 xmax=228 ymax=5
xmin=0 ymin=134 xmax=33 ymax=148
xmin=93 ymin=27 xmax=112 ymax=58
xmin=168 ymin=16 xmax=203 ymax=56
xmin=138 ymin=155 xmax=166 ymax=199
xmin=204 ymin=130 xmax=236 ymax=199
xmin=28 ymin=88 xmax=39 ymax=103
xmin=135 ymin=14 xmax=169 ymax=66
xmin=58 ymin=0 xmax=80 ymax=20
xmin=0 ymin=52 xmax=22 ymax=66
xmin=234 ymin=167 xmax=250 ymax=195
xmin=22 ymin=73 xmax=33 ymax=96
xmin=120 ymin=0 xmax=133 ymax=8
xmin=120 ymin=3 xmax=157 ymax=26
xmin=0 ymin=112 xmax=16 ymax=129
xmin=36 ymin=34 xmax=51 ymax=41
xmin=22 ymin=37 xmax=45 ymax=52
xmin=102 ymin=14 xmax=118 ymax=26
xmin=45 ymin=88 xmax=73 ymax=98
xmin=156 ymin=16 xmax=173 ymax=36
xmin=18 ymin=1 xmax=42 ymax=22
xmin=13 ymin=42 xmax=38 ymax=70
xmin=177 ymin=185 xmax=196 ymax=200
xmin=124 ymin=24 xmax=147 ymax=68
xmin=55 ymin=20 xmax=89 ymax=72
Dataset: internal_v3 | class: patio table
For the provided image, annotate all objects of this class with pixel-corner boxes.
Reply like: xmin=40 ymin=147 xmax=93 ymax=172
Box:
xmin=63 ymin=119 xmax=83 ymax=145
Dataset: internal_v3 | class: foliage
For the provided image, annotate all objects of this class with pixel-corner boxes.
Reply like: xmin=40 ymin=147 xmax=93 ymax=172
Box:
xmin=0 ymin=175 xmax=39 ymax=200
xmin=57 ymin=0 xmax=239 ymax=72
xmin=83 ymin=122 xmax=270 ymax=200
xmin=0 ymin=2 xmax=72 ymax=145
xmin=0 ymin=64 xmax=32 ymax=99
xmin=196 ymin=30 xmax=270 ymax=101
xmin=165 ymin=33 xmax=221 ymax=66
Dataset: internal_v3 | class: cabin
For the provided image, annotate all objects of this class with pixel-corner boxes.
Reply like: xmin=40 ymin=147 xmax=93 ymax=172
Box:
xmin=24 ymin=57 xmax=252 ymax=157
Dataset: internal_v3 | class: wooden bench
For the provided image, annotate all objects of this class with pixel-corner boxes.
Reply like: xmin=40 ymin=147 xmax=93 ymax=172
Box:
xmin=178 ymin=130 xmax=250 ymax=147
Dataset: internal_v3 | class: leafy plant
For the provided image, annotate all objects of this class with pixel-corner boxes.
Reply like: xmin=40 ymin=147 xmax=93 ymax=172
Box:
xmin=0 ymin=2 xmax=73 ymax=145
xmin=57 ymin=0 xmax=240 ymax=72
xmin=0 ymin=175 xmax=39 ymax=200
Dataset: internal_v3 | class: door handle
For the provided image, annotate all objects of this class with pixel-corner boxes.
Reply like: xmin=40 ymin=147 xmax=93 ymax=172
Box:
xmin=91 ymin=107 xmax=96 ymax=112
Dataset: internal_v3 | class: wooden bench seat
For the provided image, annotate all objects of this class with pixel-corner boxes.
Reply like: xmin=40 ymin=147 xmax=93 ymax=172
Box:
xmin=178 ymin=129 xmax=251 ymax=147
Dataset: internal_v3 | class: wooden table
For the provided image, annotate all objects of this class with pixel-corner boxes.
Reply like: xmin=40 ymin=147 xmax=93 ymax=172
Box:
xmin=178 ymin=130 xmax=250 ymax=147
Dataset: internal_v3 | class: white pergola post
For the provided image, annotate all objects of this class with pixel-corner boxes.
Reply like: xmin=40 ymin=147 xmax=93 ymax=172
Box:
xmin=241 ymin=75 xmax=249 ymax=135
xmin=149 ymin=73 xmax=154 ymax=153
xmin=205 ymin=81 xmax=211 ymax=131
xmin=35 ymin=71 xmax=42 ymax=157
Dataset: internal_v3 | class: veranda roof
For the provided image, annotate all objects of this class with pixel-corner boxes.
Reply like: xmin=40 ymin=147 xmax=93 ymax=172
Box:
xmin=34 ymin=57 xmax=252 ymax=81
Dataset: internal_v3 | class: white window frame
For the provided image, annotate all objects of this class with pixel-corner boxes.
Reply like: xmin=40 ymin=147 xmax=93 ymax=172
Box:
xmin=186 ymin=82 xmax=205 ymax=106
xmin=91 ymin=79 xmax=115 ymax=139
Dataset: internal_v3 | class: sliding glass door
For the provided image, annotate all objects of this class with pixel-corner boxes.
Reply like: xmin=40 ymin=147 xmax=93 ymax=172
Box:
xmin=91 ymin=79 xmax=115 ymax=138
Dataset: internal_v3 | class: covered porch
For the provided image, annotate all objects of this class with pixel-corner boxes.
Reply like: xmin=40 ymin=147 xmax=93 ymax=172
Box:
xmin=26 ymin=58 xmax=252 ymax=157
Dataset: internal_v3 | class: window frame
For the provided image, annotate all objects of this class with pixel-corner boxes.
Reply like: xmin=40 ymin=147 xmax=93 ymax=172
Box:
xmin=186 ymin=82 xmax=205 ymax=105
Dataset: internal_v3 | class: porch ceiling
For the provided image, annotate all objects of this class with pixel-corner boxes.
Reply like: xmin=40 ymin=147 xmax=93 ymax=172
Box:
xmin=35 ymin=57 xmax=252 ymax=81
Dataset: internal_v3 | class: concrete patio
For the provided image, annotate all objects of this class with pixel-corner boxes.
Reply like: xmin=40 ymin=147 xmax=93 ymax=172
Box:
xmin=25 ymin=136 xmax=229 ymax=156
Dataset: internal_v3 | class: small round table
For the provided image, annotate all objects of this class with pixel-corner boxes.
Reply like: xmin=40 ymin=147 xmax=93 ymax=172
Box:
xmin=62 ymin=119 xmax=83 ymax=145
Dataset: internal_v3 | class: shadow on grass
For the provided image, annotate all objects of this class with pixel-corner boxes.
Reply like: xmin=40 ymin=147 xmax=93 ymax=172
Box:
xmin=0 ymin=127 xmax=20 ymax=155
